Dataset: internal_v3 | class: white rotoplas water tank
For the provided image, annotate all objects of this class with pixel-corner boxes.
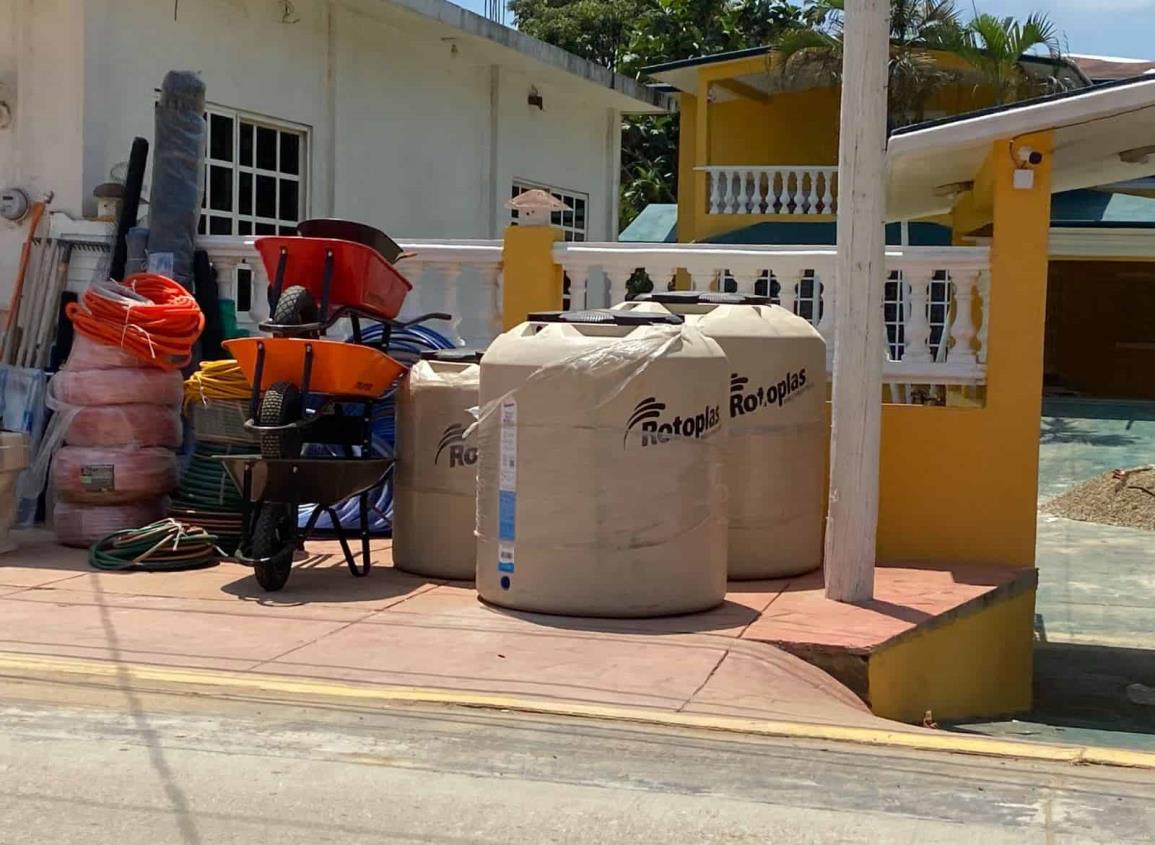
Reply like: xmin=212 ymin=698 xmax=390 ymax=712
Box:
xmin=392 ymin=350 xmax=483 ymax=579
xmin=476 ymin=310 xmax=730 ymax=618
xmin=616 ymin=292 xmax=827 ymax=579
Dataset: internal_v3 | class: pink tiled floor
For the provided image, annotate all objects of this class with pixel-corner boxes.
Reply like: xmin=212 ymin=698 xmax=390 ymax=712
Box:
xmin=0 ymin=529 xmax=1028 ymax=729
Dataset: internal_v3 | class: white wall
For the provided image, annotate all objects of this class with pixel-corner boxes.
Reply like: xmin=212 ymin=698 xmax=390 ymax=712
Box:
xmin=0 ymin=0 xmax=624 ymax=302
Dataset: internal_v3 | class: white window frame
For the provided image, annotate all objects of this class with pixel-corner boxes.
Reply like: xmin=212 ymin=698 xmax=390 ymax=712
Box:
xmin=509 ymin=180 xmax=589 ymax=242
xmin=511 ymin=180 xmax=589 ymax=308
xmin=200 ymin=105 xmax=310 ymax=238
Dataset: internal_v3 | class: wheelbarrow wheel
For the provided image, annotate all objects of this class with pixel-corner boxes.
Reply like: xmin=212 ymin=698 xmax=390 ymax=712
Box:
xmin=258 ymin=381 xmax=303 ymax=459
xmin=251 ymin=503 xmax=294 ymax=591
xmin=271 ymin=285 xmax=318 ymax=328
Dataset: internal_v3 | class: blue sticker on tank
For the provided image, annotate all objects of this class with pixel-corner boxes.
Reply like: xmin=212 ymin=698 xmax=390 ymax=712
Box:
xmin=498 ymin=562 xmax=515 ymax=573
xmin=498 ymin=490 xmax=516 ymax=541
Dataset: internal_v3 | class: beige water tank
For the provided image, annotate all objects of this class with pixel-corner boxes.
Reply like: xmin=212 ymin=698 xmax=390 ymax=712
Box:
xmin=0 ymin=431 xmax=30 ymax=554
xmin=616 ymin=292 xmax=826 ymax=579
xmin=476 ymin=310 xmax=729 ymax=617
xmin=393 ymin=350 xmax=483 ymax=579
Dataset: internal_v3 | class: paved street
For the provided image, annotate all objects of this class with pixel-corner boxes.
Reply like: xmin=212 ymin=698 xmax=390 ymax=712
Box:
xmin=2 ymin=676 xmax=1153 ymax=845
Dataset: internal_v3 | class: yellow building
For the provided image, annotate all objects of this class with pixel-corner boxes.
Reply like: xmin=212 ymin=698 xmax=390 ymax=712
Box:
xmin=637 ymin=47 xmax=1155 ymax=401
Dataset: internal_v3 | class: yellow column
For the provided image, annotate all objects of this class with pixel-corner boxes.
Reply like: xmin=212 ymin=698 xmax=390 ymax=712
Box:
xmin=500 ymin=225 xmax=563 ymax=330
xmin=876 ymin=130 xmax=1054 ymax=567
xmin=980 ymin=130 xmax=1054 ymax=564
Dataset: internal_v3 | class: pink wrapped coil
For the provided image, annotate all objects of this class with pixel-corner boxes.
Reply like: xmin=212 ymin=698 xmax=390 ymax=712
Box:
xmin=62 ymin=333 xmax=152 ymax=371
xmin=53 ymin=367 xmax=183 ymax=407
xmin=64 ymin=404 xmax=183 ymax=448
xmin=52 ymin=446 xmax=180 ymax=505
xmin=53 ymin=499 xmax=170 ymax=548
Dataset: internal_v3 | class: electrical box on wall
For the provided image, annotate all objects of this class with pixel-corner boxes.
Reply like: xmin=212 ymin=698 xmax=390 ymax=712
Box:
xmin=0 ymin=188 xmax=30 ymax=221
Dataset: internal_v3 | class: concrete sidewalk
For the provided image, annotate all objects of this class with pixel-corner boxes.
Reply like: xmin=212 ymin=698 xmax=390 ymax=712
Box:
xmin=0 ymin=530 xmax=890 ymax=731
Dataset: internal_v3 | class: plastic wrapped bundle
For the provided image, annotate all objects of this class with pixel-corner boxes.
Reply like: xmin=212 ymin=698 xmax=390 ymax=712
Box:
xmin=64 ymin=404 xmax=183 ymax=448
xmin=52 ymin=446 xmax=180 ymax=505
xmin=53 ymin=367 xmax=183 ymax=407
xmin=61 ymin=334 xmax=150 ymax=372
xmin=53 ymin=499 xmax=169 ymax=548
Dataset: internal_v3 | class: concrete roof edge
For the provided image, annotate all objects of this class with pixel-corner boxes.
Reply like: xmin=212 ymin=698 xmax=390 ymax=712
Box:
xmin=383 ymin=0 xmax=671 ymax=111
xmin=888 ymin=76 xmax=1155 ymax=159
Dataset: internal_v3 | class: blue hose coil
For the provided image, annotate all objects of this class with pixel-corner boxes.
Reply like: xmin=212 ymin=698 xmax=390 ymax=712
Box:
xmin=298 ymin=323 xmax=455 ymax=533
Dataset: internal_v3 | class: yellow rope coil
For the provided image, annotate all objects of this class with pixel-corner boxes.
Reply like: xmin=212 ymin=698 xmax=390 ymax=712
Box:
xmin=183 ymin=359 xmax=251 ymax=410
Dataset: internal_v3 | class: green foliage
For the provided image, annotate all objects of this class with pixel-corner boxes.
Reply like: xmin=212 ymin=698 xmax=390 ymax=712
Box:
xmin=962 ymin=12 xmax=1063 ymax=104
xmin=510 ymin=0 xmax=1068 ymax=232
xmin=510 ymin=0 xmax=804 ymax=230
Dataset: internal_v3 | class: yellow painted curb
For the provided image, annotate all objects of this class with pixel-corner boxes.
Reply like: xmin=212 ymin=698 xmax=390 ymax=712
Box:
xmin=2 ymin=651 xmax=1153 ymax=770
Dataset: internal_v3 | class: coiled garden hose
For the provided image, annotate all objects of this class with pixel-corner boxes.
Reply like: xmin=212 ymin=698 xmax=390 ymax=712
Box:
xmin=299 ymin=322 xmax=455 ymax=533
xmin=183 ymin=359 xmax=251 ymax=409
xmin=89 ymin=519 xmax=221 ymax=571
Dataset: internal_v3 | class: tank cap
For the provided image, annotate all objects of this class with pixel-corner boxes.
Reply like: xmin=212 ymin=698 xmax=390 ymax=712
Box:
xmin=635 ymin=291 xmax=772 ymax=306
xmin=527 ymin=309 xmax=684 ymax=326
xmin=419 ymin=348 xmax=485 ymax=364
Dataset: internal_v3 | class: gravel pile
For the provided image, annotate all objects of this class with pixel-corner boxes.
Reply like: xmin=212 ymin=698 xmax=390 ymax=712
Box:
xmin=1043 ymin=468 xmax=1155 ymax=532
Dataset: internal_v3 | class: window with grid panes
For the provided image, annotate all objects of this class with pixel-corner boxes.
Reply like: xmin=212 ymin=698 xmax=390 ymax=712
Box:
xmin=199 ymin=108 xmax=307 ymax=237
xmin=510 ymin=181 xmax=588 ymax=309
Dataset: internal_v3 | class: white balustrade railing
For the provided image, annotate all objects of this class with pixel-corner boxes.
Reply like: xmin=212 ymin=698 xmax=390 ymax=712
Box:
xmin=555 ymin=242 xmax=990 ymax=386
xmin=200 ymin=237 xmax=503 ymax=349
xmin=698 ymin=166 xmax=838 ymax=216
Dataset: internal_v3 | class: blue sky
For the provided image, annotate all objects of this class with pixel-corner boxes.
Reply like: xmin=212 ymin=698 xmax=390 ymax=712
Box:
xmin=455 ymin=0 xmax=1155 ymax=61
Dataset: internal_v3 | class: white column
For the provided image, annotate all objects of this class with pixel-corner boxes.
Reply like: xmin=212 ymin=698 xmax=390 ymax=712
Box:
xmin=824 ymin=171 xmax=837 ymax=214
xmin=807 ymin=169 xmax=821 ymax=215
xmin=731 ymin=268 xmax=760 ymax=296
xmin=825 ymin=0 xmax=889 ymax=603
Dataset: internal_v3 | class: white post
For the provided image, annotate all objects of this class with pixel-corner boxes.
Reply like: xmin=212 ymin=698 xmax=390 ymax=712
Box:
xmin=824 ymin=0 xmax=889 ymax=603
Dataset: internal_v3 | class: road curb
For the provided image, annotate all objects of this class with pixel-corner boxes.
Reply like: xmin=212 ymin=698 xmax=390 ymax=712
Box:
xmin=2 ymin=651 xmax=1152 ymax=770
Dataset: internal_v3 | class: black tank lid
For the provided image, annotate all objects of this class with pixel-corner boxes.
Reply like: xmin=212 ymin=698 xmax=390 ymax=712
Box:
xmin=419 ymin=348 xmax=485 ymax=364
xmin=527 ymin=309 xmax=684 ymax=326
xmin=634 ymin=291 xmax=771 ymax=306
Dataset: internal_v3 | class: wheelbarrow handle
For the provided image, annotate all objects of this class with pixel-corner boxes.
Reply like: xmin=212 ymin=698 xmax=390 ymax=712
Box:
xmin=394 ymin=312 xmax=452 ymax=328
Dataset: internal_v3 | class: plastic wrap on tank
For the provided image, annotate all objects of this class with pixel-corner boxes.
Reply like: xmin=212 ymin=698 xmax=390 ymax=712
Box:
xmin=393 ymin=356 xmax=481 ymax=579
xmin=53 ymin=499 xmax=169 ymax=548
xmin=64 ymin=404 xmax=183 ymax=448
xmin=53 ymin=367 xmax=183 ymax=407
xmin=148 ymin=71 xmax=206 ymax=288
xmin=474 ymin=323 xmax=730 ymax=618
xmin=52 ymin=446 xmax=180 ymax=505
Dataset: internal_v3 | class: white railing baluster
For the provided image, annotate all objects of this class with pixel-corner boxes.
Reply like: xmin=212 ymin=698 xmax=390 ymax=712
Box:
xmin=604 ymin=267 xmax=632 ymax=306
xmin=697 ymin=166 xmax=838 ymax=216
xmin=977 ymin=269 xmax=990 ymax=365
xmin=816 ymin=270 xmax=835 ymax=343
xmin=707 ymin=170 xmax=720 ymax=214
xmin=567 ymin=264 xmax=588 ymax=312
xmin=902 ymin=269 xmax=933 ymax=363
xmin=776 ymin=170 xmax=791 ymax=216
xmin=949 ymin=270 xmax=979 ymax=366
xmin=779 ymin=268 xmax=799 ymax=315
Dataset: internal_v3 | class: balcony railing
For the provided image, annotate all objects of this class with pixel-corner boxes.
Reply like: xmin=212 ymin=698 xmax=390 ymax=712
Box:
xmin=698 ymin=166 xmax=838 ymax=216
xmin=556 ymin=242 xmax=990 ymax=387
xmin=49 ymin=216 xmax=990 ymax=390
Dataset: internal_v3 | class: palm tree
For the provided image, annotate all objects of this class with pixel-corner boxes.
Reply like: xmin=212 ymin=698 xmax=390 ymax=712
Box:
xmin=962 ymin=13 xmax=1063 ymax=104
xmin=772 ymin=0 xmax=969 ymax=128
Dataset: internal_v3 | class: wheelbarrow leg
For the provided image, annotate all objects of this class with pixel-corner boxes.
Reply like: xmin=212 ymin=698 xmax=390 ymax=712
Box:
xmin=358 ymin=491 xmax=371 ymax=574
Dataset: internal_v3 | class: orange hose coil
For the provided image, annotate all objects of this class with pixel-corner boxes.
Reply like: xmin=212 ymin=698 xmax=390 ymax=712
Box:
xmin=65 ymin=273 xmax=205 ymax=371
